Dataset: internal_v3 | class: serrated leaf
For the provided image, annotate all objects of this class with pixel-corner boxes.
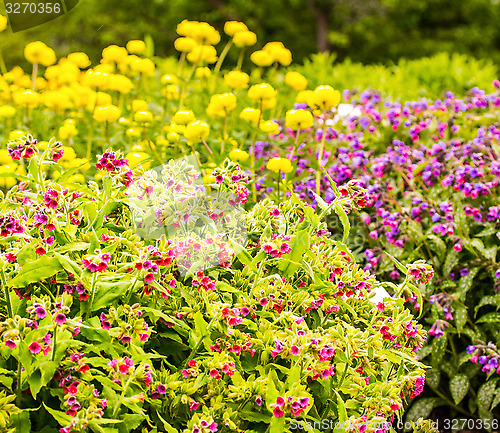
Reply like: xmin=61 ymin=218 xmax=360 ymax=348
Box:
xmin=450 ymin=374 xmax=469 ymax=404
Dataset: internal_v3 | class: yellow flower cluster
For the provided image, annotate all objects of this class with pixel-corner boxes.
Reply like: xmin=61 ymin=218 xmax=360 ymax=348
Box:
xmin=267 ymin=157 xmax=293 ymax=173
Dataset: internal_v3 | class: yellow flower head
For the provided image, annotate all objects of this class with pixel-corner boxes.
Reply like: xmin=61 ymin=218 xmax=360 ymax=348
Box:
xmin=102 ymin=45 xmax=128 ymax=63
xmin=0 ymin=106 xmax=16 ymax=118
xmin=195 ymin=67 xmax=212 ymax=79
xmin=93 ymin=105 xmax=121 ymax=123
xmin=184 ymin=120 xmax=210 ymax=143
xmin=13 ymin=90 xmax=40 ymax=107
xmin=172 ymin=110 xmax=196 ymax=125
xmin=126 ymin=40 xmax=146 ymax=55
xmin=82 ymin=70 xmax=110 ymax=89
xmin=233 ymin=31 xmax=257 ymax=48
xmin=267 ymin=157 xmax=292 ymax=173
xmin=174 ymin=37 xmax=198 ymax=53
xmin=310 ymin=85 xmax=341 ymax=111
xmin=161 ymin=74 xmax=179 ymax=86
xmin=239 ymin=107 xmax=261 ymax=124
xmin=263 ymin=42 xmax=292 ymax=66
xmin=187 ymin=45 xmax=218 ymax=64
xmin=224 ymin=71 xmax=249 ymax=89
xmin=285 ymin=109 xmax=314 ymax=131
xmin=259 ymin=120 xmax=280 ymax=135
xmin=224 ymin=21 xmax=248 ymax=37
xmin=248 ymin=83 xmax=276 ymax=101
xmin=0 ymin=15 xmax=8 ymax=32
xmin=24 ymin=41 xmax=56 ymax=66
xmin=67 ymin=52 xmax=91 ymax=69
xmin=126 ymin=152 xmax=151 ymax=169
xmin=134 ymin=111 xmax=154 ymax=123
xmin=163 ymin=84 xmax=179 ymax=100
xmin=191 ymin=22 xmax=220 ymax=45
xmin=132 ymin=100 xmax=149 ymax=112
xmin=285 ymin=71 xmax=307 ymax=91
xmin=210 ymin=93 xmax=237 ymax=113
xmin=108 ymin=74 xmax=134 ymax=93
xmin=177 ymin=20 xmax=200 ymax=37
xmin=229 ymin=148 xmax=249 ymax=162
xmin=250 ymin=50 xmax=273 ymax=67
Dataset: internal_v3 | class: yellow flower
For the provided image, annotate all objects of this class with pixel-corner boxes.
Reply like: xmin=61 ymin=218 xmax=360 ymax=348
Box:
xmin=191 ymin=22 xmax=220 ymax=45
xmin=134 ymin=111 xmax=153 ymax=123
xmin=174 ymin=37 xmax=198 ymax=53
xmin=250 ymin=50 xmax=273 ymax=67
xmin=259 ymin=120 xmax=280 ymax=135
xmin=285 ymin=109 xmax=314 ymax=130
xmin=132 ymin=100 xmax=149 ymax=112
xmin=13 ymin=90 xmax=40 ymax=107
xmin=163 ymin=84 xmax=179 ymax=100
xmin=184 ymin=120 xmax=210 ymax=143
xmin=67 ymin=52 xmax=91 ymax=68
xmin=240 ymin=107 xmax=261 ymax=124
xmin=126 ymin=152 xmax=151 ymax=169
xmin=93 ymin=105 xmax=121 ymax=122
xmin=229 ymin=148 xmax=249 ymax=162
xmin=296 ymin=90 xmax=314 ymax=105
xmin=310 ymin=85 xmax=341 ymax=111
xmin=267 ymin=157 xmax=292 ymax=173
xmin=224 ymin=21 xmax=248 ymax=37
xmin=261 ymin=96 xmax=276 ymax=110
xmin=187 ymin=45 xmax=217 ymax=64
xmin=130 ymin=58 xmax=155 ymax=76
xmin=233 ymin=31 xmax=257 ymax=48
xmin=203 ymin=174 xmax=216 ymax=184
xmin=209 ymin=93 xmax=237 ymax=115
xmin=44 ymin=90 xmax=73 ymax=110
xmin=0 ymin=164 xmax=18 ymax=188
xmin=0 ymin=15 xmax=8 ymax=32
xmin=58 ymin=122 xmax=78 ymax=139
xmin=161 ymin=74 xmax=179 ymax=86
xmin=68 ymin=174 xmax=86 ymax=184
xmin=82 ymin=70 xmax=110 ymax=89
xmin=24 ymin=41 xmax=56 ymax=66
xmin=195 ymin=67 xmax=212 ymax=79
xmin=285 ymin=72 xmax=307 ymax=91
xmin=126 ymin=40 xmax=146 ymax=54
xmin=102 ymin=45 xmax=128 ymax=63
xmin=248 ymin=83 xmax=276 ymax=101
xmin=263 ymin=42 xmax=292 ymax=66
xmin=224 ymin=71 xmax=249 ymax=89
xmin=107 ymin=74 xmax=134 ymax=93
xmin=177 ymin=20 xmax=200 ymax=37
xmin=9 ymin=130 xmax=25 ymax=141
xmin=0 ymin=149 xmax=11 ymax=164
xmin=126 ymin=127 xmax=142 ymax=138
xmin=0 ymin=106 xmax=16 ymax=118
xmin=172 ymin=110 xmax=196 ymax=125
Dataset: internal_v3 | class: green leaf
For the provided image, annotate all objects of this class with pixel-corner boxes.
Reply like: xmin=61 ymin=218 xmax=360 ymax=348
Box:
xmin=334 ymin=203 xmax=350 ymax=243
xmin=43 ymin=402 xmax=73 ymax=425
xmin=91 ymin=277 xmax=132 ymax=311
xmin=454 ymin=305 xmax=467 ymax=333
xmin=155 ymin=410 xmax=179 ymax=433
xmin=54 ymin=252 xmax=83 ymax=278
xmin=405 ymin=397 xmax=444 ymax=425
xmin=333 ymin=389 xmax=347 ymax=423
xmin=477 ymin=312 xmax=500 ymax=323
xmin=269 ymin=415 xmax=285 ymax=433
xmin=431 ymin=335 xmax=447 ymax=366
xmin=8 ymin=255 xmax=62 ymax=287
xmin=449 ymin=374 xmax=469 ymax=404
xmin=457 ymin=267 xmax=479 ymax=299
xmin=478 ymin=380 xmax=498 ymax=413
xmin=265 ymin=370 xmax=280 ymax=411
xmin=278 ymin=228 xmax=310 ymax=277
xmin=384 ymin=252 xmax=407 ymax=275
xmin=10 ymin=410 xmax=31 ymax=432
xmin=28 ymin=369 xmax=43 ymax=399
xmin=442 ymin=248 xmax=460 ymax=276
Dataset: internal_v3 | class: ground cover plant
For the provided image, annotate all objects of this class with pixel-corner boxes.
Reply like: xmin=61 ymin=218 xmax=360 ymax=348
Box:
xmin=0 ymin=15 xmax=497 ymax=433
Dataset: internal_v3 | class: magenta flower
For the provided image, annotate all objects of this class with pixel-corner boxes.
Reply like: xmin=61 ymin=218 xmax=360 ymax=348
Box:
xmin=190 ymin=401 xmax=200 ymax=411
xmin=54 ymin=313 xmax=67 ymax=325
xmin=276 ymin=396 xmax=285 ymax=407
xmin=157 ymin=384 xmax=167 ymax=394
xmin=29 ymin=341 xmax=41 ymax=354
xmin=5 ymin=339 xmax=17 ymax=349
xmin=290 ymin=345 xmax=300 ymax=356
xmin=273 ymin=407 xmax=285 ymax=417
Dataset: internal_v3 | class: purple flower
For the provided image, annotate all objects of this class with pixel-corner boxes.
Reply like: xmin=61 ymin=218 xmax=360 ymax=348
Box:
xmin=479 ymin=356 xmax=488 ymax=364
xmin=54 ymin=313 xmax=67 ymax=325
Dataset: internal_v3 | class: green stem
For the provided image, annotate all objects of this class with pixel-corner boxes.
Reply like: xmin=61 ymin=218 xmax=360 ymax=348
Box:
xmin=86 ymin=273 xmax=98 ymax=320
xmin=0 ymin=50 xmax=7 ymax=75
xmin=1 ymin=270 xmax=13 ymax=319
xmin=213 ymin=40 xmax=233 ymax=77
xmin=32 ymin=63 xmax=38 ymax=91
xmin=86 ymin=118 xmax=94 ymax=162
xmin=51 ymin=324 xmax=58 ymax=361
xmin=277 ymin=170 xmax=281 ymax=202
xmin=316 ymin=110 xmax=327 ymax=196
xmin=112 ymin=374 xmax=134 ymax=417
xmin=236 ymin=48 xmax=245 ymax=71
xmin=16 ymin=359 xmax=22 ymax=406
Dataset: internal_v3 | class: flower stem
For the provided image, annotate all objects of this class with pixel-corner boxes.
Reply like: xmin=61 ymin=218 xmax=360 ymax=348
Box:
xmin=0 ymin=50 xmax=7 ymax=75
xmin=316 ymin=110 xmax=327 ymax=196
xmin=112 ymin=374 xmax=133 ymax=418
xmin=0 ymin=270 xmax=13 ymax=319
xmin=85 ymin=273 xmax=98 ymax=320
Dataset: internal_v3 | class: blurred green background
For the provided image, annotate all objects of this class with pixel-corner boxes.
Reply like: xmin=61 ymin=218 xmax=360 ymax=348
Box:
xmin=2 ymin=0 xmax=500 ymax=69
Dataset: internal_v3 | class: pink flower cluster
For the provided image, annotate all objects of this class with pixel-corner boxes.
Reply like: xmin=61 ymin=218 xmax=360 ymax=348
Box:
xmin=0 ymin=214 xmax=25 ymax=237
xmin=7 ymin=136 xmax=38 ymax=160
xmin=261 ymin=233 xmax=292 ymax=257
xmin=82 ymin=249 xmax=111 ymax=272
xmin=271 ymin=395 xmax=310 ymax=418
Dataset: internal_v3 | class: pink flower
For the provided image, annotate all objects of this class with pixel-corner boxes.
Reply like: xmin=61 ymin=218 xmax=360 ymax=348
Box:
xmin=144 ymin=273 xmax=155 ymax=283
xmin=190 ymin=401 xmax=200 ymax=411
xmin=29 ymin=341 xmax=41 ymax=354
xmin=273 ymin=407 xmax=285 ymax=417
xmin=276 ymin=396 xmax=285 ymax=407
xmin=54 ymin=313 xmax=67 ymax=325
xmin=5 ymin=339 xmax=17 ymax=349
xmin=290 ymin=345 xmax=300 ymax=356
